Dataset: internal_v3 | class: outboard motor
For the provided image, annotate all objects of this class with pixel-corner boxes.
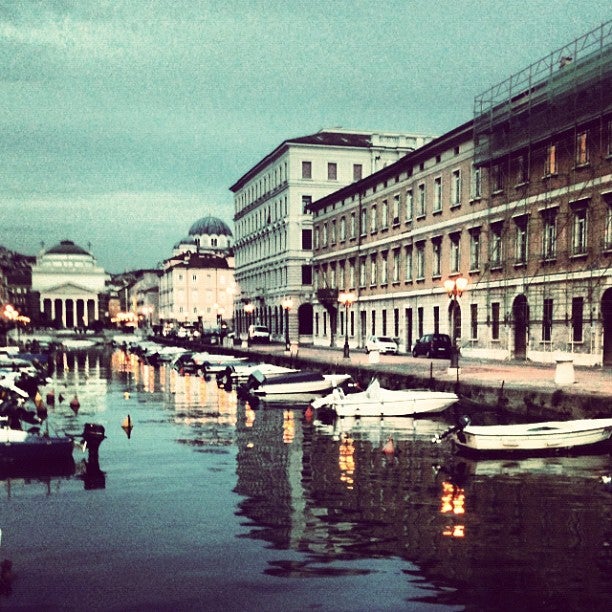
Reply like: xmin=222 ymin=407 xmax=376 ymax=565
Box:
xmin=237 ymin=370 xmax=265 ymax=400
xmin=81 ymin=423 xmax=106 ymax=467
xmin=432 ymin=415 xmax=471 ymax=444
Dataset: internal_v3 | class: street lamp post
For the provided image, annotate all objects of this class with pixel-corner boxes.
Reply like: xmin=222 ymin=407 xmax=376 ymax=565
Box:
xmin=282 ymin=297 xmax=293 ymax=351
xmin=443 ymin=276 xmax=468 ymax=369
xmin=337 ymin=291 xmax=356 ymax=359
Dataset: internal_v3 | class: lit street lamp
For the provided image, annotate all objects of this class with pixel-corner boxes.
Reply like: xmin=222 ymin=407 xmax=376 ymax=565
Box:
xmin=443 ymin=276 xmax=468 ymax=368
xmin=282 ymin=297 xmax=293 ymax=351
xmin=338 ymin=291 xmax=356 ymax=359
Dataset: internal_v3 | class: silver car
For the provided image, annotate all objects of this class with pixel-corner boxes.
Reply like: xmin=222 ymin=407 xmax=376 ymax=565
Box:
xmin=365 ymin=335 xmax=398 ymax=354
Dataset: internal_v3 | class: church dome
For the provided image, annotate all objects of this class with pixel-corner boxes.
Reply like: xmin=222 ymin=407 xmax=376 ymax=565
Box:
xmin=46 ymin=240 xmax=90 ymax=255
xmin=188 ymin=215 xmax=233 ymax=237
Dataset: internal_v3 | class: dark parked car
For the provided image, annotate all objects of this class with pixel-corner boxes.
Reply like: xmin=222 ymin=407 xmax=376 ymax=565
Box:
xmin=412 ymin=333 xmax=453 ymax=359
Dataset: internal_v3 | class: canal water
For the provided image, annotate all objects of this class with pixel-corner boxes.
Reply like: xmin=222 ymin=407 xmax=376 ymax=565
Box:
xmin=1 ymin=349 xmax=610 ymax=611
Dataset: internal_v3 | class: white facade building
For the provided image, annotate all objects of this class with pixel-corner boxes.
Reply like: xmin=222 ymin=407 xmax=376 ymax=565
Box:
xmin=158 ymin=215 xmax=236 ymax=329
xmin=230 ymin=128 xmax=433 ymax=343
xmin=31 ymin=240 xmax=109 ymax=327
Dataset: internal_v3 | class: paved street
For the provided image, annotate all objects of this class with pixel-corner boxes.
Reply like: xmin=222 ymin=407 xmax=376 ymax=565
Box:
xmin=240 ymin=342 xmax=612 ymax=401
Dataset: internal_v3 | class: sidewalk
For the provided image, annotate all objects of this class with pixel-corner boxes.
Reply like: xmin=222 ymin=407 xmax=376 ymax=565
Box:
xmin=241 ymin=342 xmax=612 ymax=415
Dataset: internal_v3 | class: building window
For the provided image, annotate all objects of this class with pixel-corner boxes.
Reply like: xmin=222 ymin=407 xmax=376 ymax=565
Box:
xmin=432 ymin=238 xmax=442 ymax=277
xmin=314 ymin=227 xmax=320 ymax=249
xmin=541 ymin=210 xmax=557 ymax=260
xmin=575 ymin=131 xmax=589 ymax=166
xmin=416 ymin=243 xmax=425 ymax=279
xmin=516 ymin=153 xmax=529 ymax=184
xmin=469 ymin=228 xmax=481 ymax=271
xmin=349 ymin=260 xmax=355 ymax=288
xmin=572 ymin=296 xmax=583 ymax=343
xmin=370 ymin=255 xmax=377 ymax=286
xmin=302 ymin=195 xmax=312 ymax=213
xmin=353 ymin=164 xmax=363 ymax=181
xmin=392 ymin=249 xmax=400 ymax=282
xmin=470 ymin=303 xmax=478 ymax=340
xmin=302 ymin=161 xmax=312 ymax=179
xmin=433 ymin=305 xmax=439 ymax=334
xmin=491 ymin=302 xmax=500 ymax=340
xmin=339 ymin=216 xmax=346 ymax=241
xmin=406 ymin=189 xmax=414 ymax=220
xmin=491 ymin=163 xmax=504 ymax=192
xmin=381 ymin=199 xmax=389 ymax=229
xmin=381 ymin=252 xmax=388 ymax=285
xmin=471 ymin=165 xmax=482 ymax=198
xmin=360 ymin=208 xmax=367 ymax=236
xmin=572 ymin=207 xmax=588 ymax=255
xmin=322 ymin=223 xmax=328 ymax=247
xmin=450 ymin=233 xmax=461 ymax=273
xmin=330 ymin=265 xmax=336 ymax=289
xmin=302 ymin=265 xmax=312 ymax=285
xmin=382 ymin=309 xmax=387 ymax=336
xmin=451 ymin=169 xmax=461 ymax=206
xmin=370 ymin=204 xmax=377 ymax=233
xmin=405 ymin=246 xmax=413 ymax=281
xmin=490 ymin=222 xmax=503 ymax=267
xmin=359 ymin=257 xmax=366 ymax=287
xmin=371 ymin=310 xmax=376 ymax=335
xmin=302 ymin=229 xmax=312 ymax=250
xmin=605 ymin=200 xmax=612 ymax=250
xmin=515 ymin=216 xmax=529 ymax=265
xmin=330 ymin=220 xmax=337 ymax=245
xmin=542 ymin=298 xmax=553 ymax=342
xmin=433 ymin=177 xmax=442 ymax=212
xmin=544 ymin=143 xmax=557 ymax=176
xmin=350 ymin=212 xmax=356 ymax=239
xmin=392 ymin=194 xmax=400 ymax=225
xmin=418 ymin=183 xmax=426 ymax=216
xmin=328 ymin=162 xmax=337 ymax=180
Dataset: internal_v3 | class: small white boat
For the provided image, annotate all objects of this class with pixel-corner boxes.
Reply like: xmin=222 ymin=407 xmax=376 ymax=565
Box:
xmin=310 ymin=378 xmax=458 ymax=417
xmin=434 ymin=417 xmax=612 ymax=454
xmin=216 ymin=362 xmax=298 ymax=388
xmin=60 ymin=338 xmax=99 ymax=350
xmin=240 ymin=369 xmax=353 ymax=397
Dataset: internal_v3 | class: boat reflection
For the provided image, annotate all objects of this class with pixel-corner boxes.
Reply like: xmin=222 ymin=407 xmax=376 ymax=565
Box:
xmin=233 ymin=402 xmax=611 ymax=609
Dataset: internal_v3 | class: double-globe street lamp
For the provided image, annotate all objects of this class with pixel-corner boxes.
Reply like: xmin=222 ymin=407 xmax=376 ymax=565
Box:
xmin=282 ymin=297 xmax=293 ymax=351
xmin=337 ymin=291 xmax=356 ymax=359
xmin=443 ymin=276 xmax=468 ymax=368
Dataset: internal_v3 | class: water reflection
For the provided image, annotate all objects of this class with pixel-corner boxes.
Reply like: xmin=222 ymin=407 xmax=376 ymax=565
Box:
xmin=233 ymin=399 xmax=611 ymax=610
xmin=21 ymin=347 xmax=608 ymax=610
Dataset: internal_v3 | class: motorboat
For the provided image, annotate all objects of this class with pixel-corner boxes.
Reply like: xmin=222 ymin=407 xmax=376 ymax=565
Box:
xmin=0 ymin=392 xmax=106 ymax=467
xmin=433 ymin=416 xmax=612 ymax=455
xmin=216 ymin=362 xmax=298 ymax=389
xmin=310 ymin=378 xmax=458 ymax=417
xmin=238 ymin=369 xmax=353 ymax=398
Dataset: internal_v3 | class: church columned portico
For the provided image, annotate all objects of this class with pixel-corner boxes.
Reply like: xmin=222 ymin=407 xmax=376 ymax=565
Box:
xmin=42 ymin=295 xmax=99 ymax=328
xmin=32 ymin=240 xmax=108 ymax=329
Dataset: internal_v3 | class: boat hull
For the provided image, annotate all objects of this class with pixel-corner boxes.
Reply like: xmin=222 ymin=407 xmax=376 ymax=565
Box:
xmin=251 ymin=373 xmax=352 ymax=396
xmin=312 ymin=382 xmax=458 ymax=417
xmin=452 ymin=418 xmax=612 ymax=454
xmin=0 ymin=434 xmax=75 ymax=464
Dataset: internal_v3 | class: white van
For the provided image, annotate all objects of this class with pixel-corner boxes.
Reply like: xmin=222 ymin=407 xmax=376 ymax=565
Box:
xmin=248 ymin=325 xmax=270 ymax=343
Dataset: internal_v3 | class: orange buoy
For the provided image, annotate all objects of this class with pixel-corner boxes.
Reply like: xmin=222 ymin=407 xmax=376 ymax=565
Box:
xmin=382 ymin=435 xmax=395 ymax=455
xmin=69 ymin=395 xmax=80 ymax=414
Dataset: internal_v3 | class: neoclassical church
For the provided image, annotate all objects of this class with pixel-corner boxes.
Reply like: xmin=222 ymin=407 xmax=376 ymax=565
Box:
xmin=31 ymin=240 xmax=109 ymax=328
xmin=158 ymin=215 xmax=235 ymax=329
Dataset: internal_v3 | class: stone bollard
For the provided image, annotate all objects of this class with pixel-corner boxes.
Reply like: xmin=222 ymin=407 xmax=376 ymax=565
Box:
xmin=554 ymin=353 xmax=575 ymax=385
xmin=368 ymin=350 xmax=380 ymax=364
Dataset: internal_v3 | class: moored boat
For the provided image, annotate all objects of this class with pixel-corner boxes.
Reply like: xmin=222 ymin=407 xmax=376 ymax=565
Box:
xmin=238 ymin=369 xmax=353 ymax=398
xmin=434 ymin=416 xmax=612 ymax=455
xmin=310 ymin=378 xmax=458 ymax=417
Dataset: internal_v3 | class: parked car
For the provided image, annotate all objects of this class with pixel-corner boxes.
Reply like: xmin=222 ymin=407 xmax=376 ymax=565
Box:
xmin=365 ymin=335 xmax=398 ymax=355
xmin=412 ymin=333 xmax=453 ymax=359
xmin=248 ymin=325 xmax=271 ymax=343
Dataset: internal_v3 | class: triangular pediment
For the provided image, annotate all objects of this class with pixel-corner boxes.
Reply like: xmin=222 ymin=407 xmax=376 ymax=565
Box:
xmin=41 ymin=283 xmax=98 ymax=296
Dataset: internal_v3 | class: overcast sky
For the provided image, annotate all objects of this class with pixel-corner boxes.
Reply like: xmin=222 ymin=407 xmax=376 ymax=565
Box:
xmin=0 ymin=0 xmax=609 ymax=273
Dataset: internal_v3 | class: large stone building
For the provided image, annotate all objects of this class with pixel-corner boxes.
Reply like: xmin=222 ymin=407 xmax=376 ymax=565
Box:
xmin=310 ymin=23 xmax=612 ymax=366
xmin=158 ymin=215 xmax=235 ymax=330
xmin=230 ymin=128 xmax=434 ymax=343
xmin=31 ymin=240 xmax=109 ymax=328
